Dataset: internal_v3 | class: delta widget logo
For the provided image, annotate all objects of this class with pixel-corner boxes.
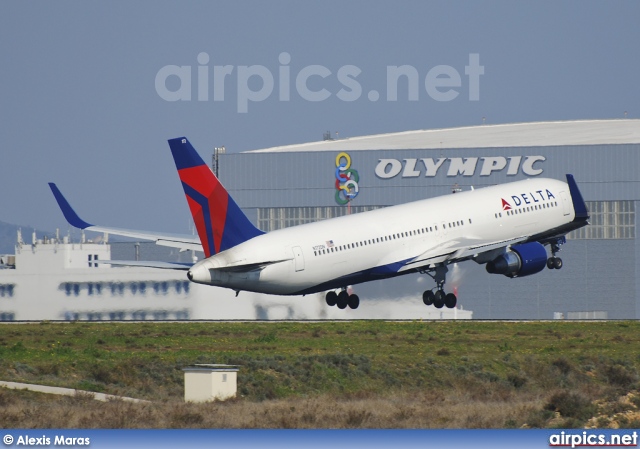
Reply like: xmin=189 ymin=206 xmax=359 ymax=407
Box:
xmin=501 ymin=190 xmax=556 ymax=211
xmin=334 ymin=152 xmax=359 ymax=205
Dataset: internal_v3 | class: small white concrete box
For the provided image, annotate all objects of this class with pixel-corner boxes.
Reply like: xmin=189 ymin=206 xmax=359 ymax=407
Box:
xmin=182 ymin=364 xmax=239 ymax=402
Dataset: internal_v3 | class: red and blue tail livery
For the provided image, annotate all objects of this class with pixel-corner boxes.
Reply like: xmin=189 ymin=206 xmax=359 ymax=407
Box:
xmin=168 ymin=137 xmax=264 ymax=258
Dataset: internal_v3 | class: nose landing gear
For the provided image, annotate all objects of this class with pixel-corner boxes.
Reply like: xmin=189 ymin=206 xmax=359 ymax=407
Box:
xmin=547 ymin=237 xmax=565 ymax=270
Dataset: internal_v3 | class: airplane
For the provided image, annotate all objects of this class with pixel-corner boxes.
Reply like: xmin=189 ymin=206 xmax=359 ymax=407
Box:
xmin=49 ymin=137 xmax=589 ymax=310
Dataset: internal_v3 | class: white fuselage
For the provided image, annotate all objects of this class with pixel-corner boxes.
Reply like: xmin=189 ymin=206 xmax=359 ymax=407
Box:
xmin=187 ymin=178 xmax=575 ymax=295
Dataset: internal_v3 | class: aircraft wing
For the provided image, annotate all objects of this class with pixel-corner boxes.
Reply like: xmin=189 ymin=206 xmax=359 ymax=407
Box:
xmin=49 ymin=183 xmax=201 ymax=251
xmin=399 ymin=235 xmax=530 ymax=272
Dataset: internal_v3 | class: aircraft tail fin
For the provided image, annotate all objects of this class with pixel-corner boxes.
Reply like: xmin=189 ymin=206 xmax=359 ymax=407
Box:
xmin=168 ymin=137 xmax=264 ymax=257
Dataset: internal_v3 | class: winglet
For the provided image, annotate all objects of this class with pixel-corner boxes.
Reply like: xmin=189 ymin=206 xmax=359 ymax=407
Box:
xmin=168 ymin=137 xmax=264 ymax=258
xmin=565 ymin=174 xmax=589 ymax=221
xmin=48 ymin=183 xmax=93 ymax=229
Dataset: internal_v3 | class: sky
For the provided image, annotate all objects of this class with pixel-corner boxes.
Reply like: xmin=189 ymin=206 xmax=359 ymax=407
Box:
xmin=1 ymin=1 xmax=639 ymax=235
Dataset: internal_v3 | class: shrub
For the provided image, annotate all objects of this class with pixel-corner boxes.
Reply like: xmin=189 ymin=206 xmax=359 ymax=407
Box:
xmin=544 ymin=390 xmax=595 ymax=421
xmin=602 ymin=364 xmax=637 ymax=388
xmin=551 ymin=357 xmax=572 ymax=376
xmin=170 ymin=408 xmax=204 ymax=427
xmin=507 ymin=373 xmax=527 ymax=389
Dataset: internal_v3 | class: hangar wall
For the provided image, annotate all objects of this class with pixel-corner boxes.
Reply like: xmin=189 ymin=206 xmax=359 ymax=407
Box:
xmin=218 ymin=133 xmax=640 ymax=319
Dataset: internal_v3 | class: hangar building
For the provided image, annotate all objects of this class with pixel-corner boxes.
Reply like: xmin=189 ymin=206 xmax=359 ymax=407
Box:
xmin=218 ymin=120 xmax=640 ymax=319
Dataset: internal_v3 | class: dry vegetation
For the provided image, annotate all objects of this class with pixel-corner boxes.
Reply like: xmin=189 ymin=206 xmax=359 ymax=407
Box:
xmin=0 ymin=388 xmax=546 ymax=428
xmin=1 ymin=320 xmax=640 ymax=428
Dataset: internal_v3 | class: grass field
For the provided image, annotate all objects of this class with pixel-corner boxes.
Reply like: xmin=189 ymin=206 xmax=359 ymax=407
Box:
xmin=1 ymin=320 xmax=639 ymax=428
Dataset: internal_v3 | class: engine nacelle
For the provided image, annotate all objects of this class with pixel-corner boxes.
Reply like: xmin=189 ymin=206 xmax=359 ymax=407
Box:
xmin=485 ymin=242 xmax=547 ymax=278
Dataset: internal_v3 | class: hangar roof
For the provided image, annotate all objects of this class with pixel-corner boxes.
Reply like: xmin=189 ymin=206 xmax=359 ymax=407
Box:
xmin=245 ymin=119 xmax=640 ymax=153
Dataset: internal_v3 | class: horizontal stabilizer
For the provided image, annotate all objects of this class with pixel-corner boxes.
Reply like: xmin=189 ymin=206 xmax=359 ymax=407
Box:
xmin=96 ymin=260 xmax=192 ymax=270
xmin=214 ymin=259 xmax=289 ymax=273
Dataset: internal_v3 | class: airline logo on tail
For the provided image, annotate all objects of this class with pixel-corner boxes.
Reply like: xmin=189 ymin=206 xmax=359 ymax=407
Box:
xmin=168 ymin=138 xmax=263 ymax=257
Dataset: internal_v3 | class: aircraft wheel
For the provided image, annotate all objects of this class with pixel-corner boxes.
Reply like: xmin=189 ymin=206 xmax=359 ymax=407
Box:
xmin=553 ymin=257 xmax=563 ymax=270
xmin=433 ymin=290 xmax=445 ymax=309
xmin=337 ymin=291 xmax=349 ymax=309
xmin=547 ymin=258 xmax=555 ymax=269
xmin=325 ymin=291 xmax=338 ymax=306
xmin=422 ymin=290 xmax=434 ymax=306
xmin=444 ymin=293 xmax=457 ymax=309
xmin=347 ymin=294 xmax=360 ymax=310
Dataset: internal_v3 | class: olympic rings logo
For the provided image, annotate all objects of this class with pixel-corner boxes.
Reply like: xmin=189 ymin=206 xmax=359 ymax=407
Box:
xmin=335 ymin=152 xmax=359 ymax=205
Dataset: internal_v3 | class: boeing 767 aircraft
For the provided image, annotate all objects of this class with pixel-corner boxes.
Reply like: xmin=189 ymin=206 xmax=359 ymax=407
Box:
xmin=49 ymin=137 xmax=589 ymax=310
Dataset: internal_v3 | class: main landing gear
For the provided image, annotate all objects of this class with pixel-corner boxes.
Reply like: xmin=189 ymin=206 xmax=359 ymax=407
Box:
xmin=547 ymin=237 xmax=565 ymax=270
xmin=421 ymin=265 xmax=457 ymax=309
xmin=325 ymin=288 xmax=360 ymax=310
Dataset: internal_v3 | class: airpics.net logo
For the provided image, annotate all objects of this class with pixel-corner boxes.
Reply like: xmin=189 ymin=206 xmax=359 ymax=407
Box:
xmin=155 ymin=52 xmax=484 ymax=113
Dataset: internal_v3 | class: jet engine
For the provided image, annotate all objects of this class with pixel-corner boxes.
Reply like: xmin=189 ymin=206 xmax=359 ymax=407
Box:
xmin=485 ymin=242 xmax=547 ymax=278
